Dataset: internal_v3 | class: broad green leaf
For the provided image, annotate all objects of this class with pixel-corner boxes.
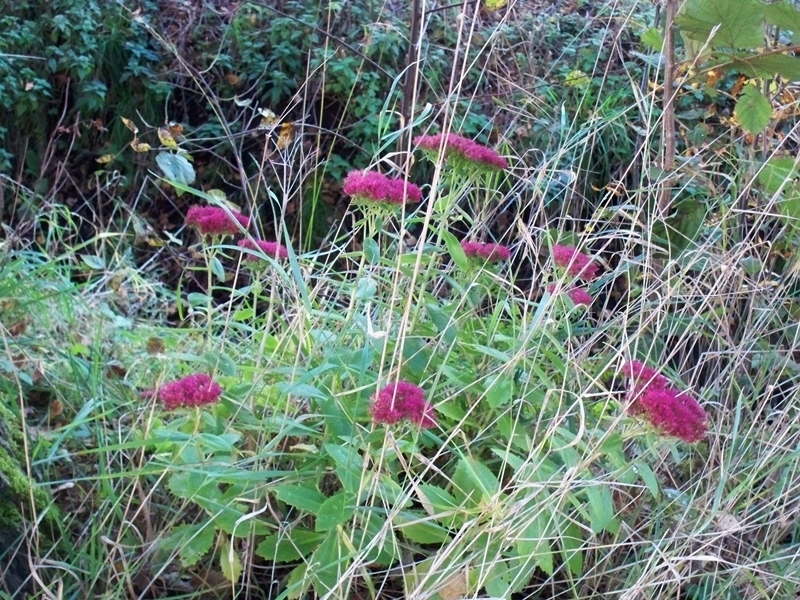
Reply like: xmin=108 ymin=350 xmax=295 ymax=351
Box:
xmin=640 ymin=27 xmax=664 ymax=50
xmin=363 ymin=238 xmax=380 ymax=264
xmin=764 ymin=1 xmax=800 ymax=34
xmin=452 ymin=457 xmax=500 ymax=507
xmin=728 ymin=54 xmax=800 ymax=81
xmin=310 ymin=530 xmax=346 ymax=597
xmin=393 ymin=511 xmax=452 ymax=544
xmin=156 ymin=151 xmax=196 ymax=187
xmin=255 ymin=528 xmax=326 ymax=562
xmin=194 ymin=433 xmax=240 ymax=453
xmin=315 ymin=491 xmax=356 ymax=532
xmin=758 ymin=157 xmax=798 ymax=194
xmin=635 ymin=461 xmax=661 ymax=499
xmin=484 ymin=560 xmax=511 ymax=598
xmin=275 ymin=483 xmax=326 ymax=515
xmin=426 ymin=302 xmax=457 ymax=345
xmin=160 ymin=523 xmax=216 ymax=567
xmin=417 ymin=484 xmax=460 ymax=526
xmin=442 ymin=230 xmax=469 ymax=272
xmin=485 ymin=373 xmax=513 ymax=409
xmin=220 ymin=538 xmax=242 ymax=582
xmin=324 ymin=443 xmax=364 ymax=495
xmin=676 ymin=0 xmax=764 ymax=49
xmin=514 ymin=508 xmax=554 ymax=577
xmin=561 ymin=520 xmax=584 ymax=577
xmin=585 ymin=485 xmax=619 ymax=535
xmin=734 ymin=85 xmax=772 ymax=135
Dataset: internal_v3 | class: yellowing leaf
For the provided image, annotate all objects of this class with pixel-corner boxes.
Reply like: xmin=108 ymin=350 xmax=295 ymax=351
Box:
xmin=121 ymin=117 xmax=139 ymax=134
xmin=276 ymin=122 xmax=295 ymax=150
xmin=130 ymin=140 xmax=152 ymax=152
xmin=157 ymin=127 xmax=178 ymax=149
xmin=259 ymin=108 xmax=277 ymax=127
xmin=486 ymin=0 xmax=507 ymax=10
xmin=168 ymin=121 xmax=184 ymax=137
xmin=95 ymin=154 xmax=114 ymax=164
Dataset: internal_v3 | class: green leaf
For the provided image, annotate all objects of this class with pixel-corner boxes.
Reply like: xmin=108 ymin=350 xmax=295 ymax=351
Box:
xmin=363 ymin=238 xmax=380 ymax=264
xmin=393 ymin=511 xmax=452 ymax=544
xmin=635 ymin=461 xmax=661 ymax=499
xmin=728 ymin=54 xmax=800 ymax=81
xmin=81 ymin=254 xmax=106 ymax=270
xmin=210 ymin=255 xmax=226 ymax=283
xmin=585 ymin=485 xmax=619 ymax=535
xmin=640 ymin=27 xmax=664 ymax=50
xmin=310 ymin=530 xmax=346 ymax=597
xmin=426 ymin=302 xmax=457 ymax=345
xmin=442 ymin=230 xmax=469 ymax=271
xmin=485 ymin=374 xmax=513 ymax=409
xmin=417 ymin=484 xmax=461 ymax=527
xmin=452 ymin=457 xmax=500 ymax=507
xmin=161 ymin=523 xmax=216 ymax=567
xmin=734 ymin=85 xmax=772 ymax=135
xmin=758 ymin=157 xmax=798 ymax=194
xmin=220 ymin=538 xmax=242 ymax=582
xmin=561 ymin=520 xmax=584 ymax=577
xmin=764 ymin=1 xmax=800 ymax=34
xmin=255 ymin=528 xmax=326 ymax=562
xmin=156 ymin=151 xmax=196 ymax=187
xmin=315 ymin=491 xmax=356 ymax=532
xmin=324 ymin=443 xmax=364 ymax=495
xmin=275 ymin=483 xmax=326 ymax=515
xmin=676 ymin=0 xmax=764 ymax=49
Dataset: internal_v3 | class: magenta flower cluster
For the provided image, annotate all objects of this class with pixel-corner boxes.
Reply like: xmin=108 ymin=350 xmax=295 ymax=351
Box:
xmin=461 ymin=241 xmax=511 ymax=263
xmin=552 ymin=244 xmax=598 ymax=280
xmin=343 ymin=170 xmax=423 ymax=206
xmin=186 ymin=205 xmax=249 ymax=236
xmin=414 ymin=132 xmax=509 ymax=171
xmin=238 ymin=239 xmax=289 ymax=261
xmin=546 ymin=283 xmax=592 ymax=306
xmin=371 ymin=381 xmax=436 ymax=429
xmin=622 ymin=360 xmax=708 ymax=443
xmin=150 ymin=373 xmax=223 ymax=411
xmin=547 ymin=244 xmax=598 ymax=306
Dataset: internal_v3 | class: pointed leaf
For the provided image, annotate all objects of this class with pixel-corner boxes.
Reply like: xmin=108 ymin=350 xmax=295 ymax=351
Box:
xmin=156 ymin=151 xmax=196 ymax=186
xmin=220 ymin=538 xmax=242 ymax=582
xmin=734 ymin=85 xmax=772 ymax=135
xmin=676 ymin=0 xmax=764 ymax=49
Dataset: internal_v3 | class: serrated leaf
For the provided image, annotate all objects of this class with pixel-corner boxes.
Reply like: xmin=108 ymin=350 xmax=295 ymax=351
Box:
xmin=315 ymin=491 xmax=355 ymax=532
xmin=95 ymin=154 xmax=114 ymax=164
xmin=256 ymin=528 xmax=326 ymax=563
xmin=158 ymin=127 xmax=178 ymax=149
xmin=121 ymin=117 xmax=139 ymax=133
xmin=156 ymin=151 xmax=196 ymax=186
xmin=640 ymin=27 xmax=664 ymax=50
xmin=734 ymin=85 xmax=772 ymax=134
xmin=178 ymin=523 xmax=216 ymax=567
xmin=676 ymin=0 xmax=764 ymax=49
xmin=310 ymin=531 xmax=344 ymax=597
xmin=764 ymin=1 xmax=800 ymax=34
xmin=220 ymin=538 xmax=242 ymax=582
xmin=586 ymin=485 xmax=619 ymax=535
xmin=728 ymin=54 xmax=800 ymax=80
xmin=393 ymin=511 xmax=452 ymax=544
xmin=275 ymin=483 xmax=326 ymax=515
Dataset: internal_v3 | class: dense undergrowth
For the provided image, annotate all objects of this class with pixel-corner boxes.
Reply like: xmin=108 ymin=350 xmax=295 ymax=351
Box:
xmin=2 ymin=0 xmax=800 ymax=599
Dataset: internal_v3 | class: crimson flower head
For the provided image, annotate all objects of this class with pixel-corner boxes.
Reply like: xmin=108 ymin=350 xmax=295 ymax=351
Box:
xmin=546 ymin=283 xmax=593 ymax=306
xmin=342 ymin=170 xmax=422 ymax=206
xmin=461 ymin=241 xmax=511 ymax=263
xmin=621 ymin=360 xmax=708 ymax=443
xmin=186 ymin=205 xmax=249 ymax=236
xmin=152 ymin=373 xmax=223 ymax=411
xmin=371 ymin=381 xmax=436 ymax=429
xmin=414 ymin=132 xmax=509 ymax=172
xmin=238 ymin=239 xmax=289 ymax=261
xmin=552 ymin=244 xmax=598 ymax=281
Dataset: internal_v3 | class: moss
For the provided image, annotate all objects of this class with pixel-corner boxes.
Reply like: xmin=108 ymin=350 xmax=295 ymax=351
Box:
xmin=0 ymin=400 xmax=51 ymax=528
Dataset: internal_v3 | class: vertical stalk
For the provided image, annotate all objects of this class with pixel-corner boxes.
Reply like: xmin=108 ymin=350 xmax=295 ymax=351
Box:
xmin=397 ymin=0 xmax=422 ymax=168
xmin=659 ymin=0 xmax=677 ymax=216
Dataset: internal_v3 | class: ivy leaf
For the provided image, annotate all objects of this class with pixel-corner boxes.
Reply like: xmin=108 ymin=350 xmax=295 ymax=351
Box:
xmin=676 ymin=0 xmax=764 ymax=49
xmin=734 ymin=85 xmax=772 ymax=135
xmin=156 ymin=151 xmax=196 ymax=190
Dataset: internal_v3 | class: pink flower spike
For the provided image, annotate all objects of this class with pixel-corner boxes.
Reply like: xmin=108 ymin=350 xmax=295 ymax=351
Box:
xmin=636 ymin=387 xmax=708 ymax=443
xmin=622 ymin=360 xmax=670 ymax=391
xmin=371 ymin=381 xmax=436 ymax=428
xmin=238 ymin=239 xmax=290 ymax=261
xmin=154 ymin=373 xmax=223 ymax=411
xmin=552 ymin=244 xmax=598 ymax=281
xmin=566 ymin=287 xmax=593 ymax=306
xmin=342 ymin=170 xmax=422 ymax=206
xmin=414 ymin=132 xmax=508 ymax=171
xmin=461 ymin=241 xmax=511 ymax=263
xmin=186 ymin=205 xmax=249 ymax=236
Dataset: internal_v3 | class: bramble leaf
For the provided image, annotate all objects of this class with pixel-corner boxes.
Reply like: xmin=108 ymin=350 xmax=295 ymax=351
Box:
xmin=734 ymin=85 xmax=772 ymax=135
